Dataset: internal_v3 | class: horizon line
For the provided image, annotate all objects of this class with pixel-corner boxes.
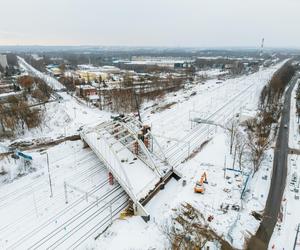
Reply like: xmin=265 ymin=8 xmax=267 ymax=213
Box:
xmin=0 ymin=44 xmax=300 ymax=50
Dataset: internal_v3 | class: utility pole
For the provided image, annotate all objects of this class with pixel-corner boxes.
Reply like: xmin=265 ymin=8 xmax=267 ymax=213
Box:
xmin=31 ymin=186 xmax=38 ymax=218
xmin=294 ymin=223 xmax=300 ymax=250
xmin=98 ymin=88 xmax=102 ymax=110
xmin=224 ymin=155 xmax=227 ymax=178
xmin=46 ymin=152 xmax=53 ymax=197
xmin=109 ymin=202 xmax=113 ymax=225
xmin=42 ymin=152 xmax=53 ymax=197
xmin=64 ymin=181 xmax=68 ymax=204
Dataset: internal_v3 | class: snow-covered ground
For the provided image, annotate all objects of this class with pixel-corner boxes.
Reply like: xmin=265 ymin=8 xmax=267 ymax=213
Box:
xmin=269 ymin=79 xmax=300 ymax=250
xmin=0 ymin=140 xmax=128 ymax=249
xmin=95 ymin=131 xmax=274 ymax=250
xmin=0 ymin=83 xmax=111 ymax=146
xmin=0 ymin=64 xmax=119 ymax=248
xmin=18 ymin=57 xmax=65 ymax=91
xmin=0 ymin=60 xmax=286 ymax=249
xmin=22 ymin=92 xmax=111 ymax=139
xmin=197 ymin=68 xmax=228 ymax=78
xmin=143 ymin=62 xmax=286 ymax=167
xmin=94 ymin=63 xmax=285 ymax=249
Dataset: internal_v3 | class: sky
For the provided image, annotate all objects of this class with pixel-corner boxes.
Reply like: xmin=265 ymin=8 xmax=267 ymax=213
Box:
xmin=0 ymin=0 xmax=299 ymax=48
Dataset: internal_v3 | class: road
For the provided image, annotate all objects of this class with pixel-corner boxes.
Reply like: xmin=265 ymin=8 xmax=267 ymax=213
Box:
xmin=18 ymin=56 xmax=65 ymax=103
xmin=18 ymin=56 xmax=65 ymax=91
xmin=248 ymin=74 xmax=298 ymax=249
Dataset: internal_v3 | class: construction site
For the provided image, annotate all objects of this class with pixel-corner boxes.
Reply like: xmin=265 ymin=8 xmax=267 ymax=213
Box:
xmin=1 ymin=46 xmax=297 ymax=250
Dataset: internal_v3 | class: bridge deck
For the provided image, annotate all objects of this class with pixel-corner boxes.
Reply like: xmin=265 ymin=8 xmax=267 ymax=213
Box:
xmin=80 ymin=118 xmax=179 ymax=219
xmin=83 ymin=130 xmax=160 ymax=201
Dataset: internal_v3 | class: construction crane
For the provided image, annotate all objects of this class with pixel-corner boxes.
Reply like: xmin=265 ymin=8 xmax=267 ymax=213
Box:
xmin=194 ymin=172 xmax=208 ymax=194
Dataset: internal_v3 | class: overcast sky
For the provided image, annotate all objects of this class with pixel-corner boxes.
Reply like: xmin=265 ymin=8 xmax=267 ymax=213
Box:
xmin=0 ymin=0 xmax=299 ymax=48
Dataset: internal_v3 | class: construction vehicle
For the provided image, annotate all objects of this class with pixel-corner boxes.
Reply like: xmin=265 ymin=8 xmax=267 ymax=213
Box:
xmin=194 ymin=172 xmax=208 ymax=194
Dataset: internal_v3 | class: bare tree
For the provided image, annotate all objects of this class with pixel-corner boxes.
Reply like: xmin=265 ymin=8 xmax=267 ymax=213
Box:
xmin=0 ymin=103 xmax=6 ymax=132
xmin=18 ymin=75 xmax=34 ymax=93
xmin=226 ymin=119 xmax=239 ymax=155
xmin=123 ymin=73 xmax=133 ymax=88
xmin=246 ymin=128 xmax=270 ymax=175
xmin=0 ymin=96 xmax=42 ymax=135
xmin=235 ymin=131 xmax=247 ymax=170
xmin=162 ymin=203 xmax=233 ymax=250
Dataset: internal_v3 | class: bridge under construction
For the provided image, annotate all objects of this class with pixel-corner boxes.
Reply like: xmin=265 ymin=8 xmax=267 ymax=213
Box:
xmin=80 ymin=115 xmax=181 ymax=221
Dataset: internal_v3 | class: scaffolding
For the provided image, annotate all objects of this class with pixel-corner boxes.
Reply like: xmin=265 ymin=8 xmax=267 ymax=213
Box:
xmin=80 ymin=115 xmax=177 ymax=221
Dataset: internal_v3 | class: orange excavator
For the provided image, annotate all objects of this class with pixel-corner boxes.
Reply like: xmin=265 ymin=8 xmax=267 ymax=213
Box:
xmin=194 ymin=172 xmax=208 ymax=194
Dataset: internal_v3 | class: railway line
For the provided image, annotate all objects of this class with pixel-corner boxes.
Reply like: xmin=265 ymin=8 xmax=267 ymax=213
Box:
xmin=165 ymin=73 xmax=265 ymax=166
xmin=0 ymin=150 xmax=94 ymax=204
xmin=0 ymin=163 xmax=106 ymax=239
xmin=24 ymin=187 xmax=127 ymax=250
xmin=0 ymin=60 xmax=286 ymax=249
xmin=6 ymin=181 xmax=109 ymax=249
xmin=144 ymin=66 xmax=277 ymax=166
xmin=0 ymin=145 xmax=129 ymax=250
xmin=0 ymin=151 xmax=97 ymax=211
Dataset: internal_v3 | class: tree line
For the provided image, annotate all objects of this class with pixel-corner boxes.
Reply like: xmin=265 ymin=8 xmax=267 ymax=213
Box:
xmin=0 ymin=76 xmax=53 ymax=137
xmin=98 ymin=75 xmax=186 ymax=113
xmin=228 ymin=61 xmax=295 ymax=176
xmin=0 ymin=96 xmax=41 ymax=136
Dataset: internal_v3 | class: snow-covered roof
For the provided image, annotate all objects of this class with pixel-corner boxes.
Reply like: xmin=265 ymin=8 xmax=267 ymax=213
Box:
xmin=87 ymin=95 xmax=99 ymax=100
xmin=76 ymin=85 xmax=96 ymax=90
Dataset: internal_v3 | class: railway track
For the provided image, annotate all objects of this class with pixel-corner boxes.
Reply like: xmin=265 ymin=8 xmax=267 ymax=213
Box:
xmin=1 ymin=148 xmax=122 ymax=249
xmin=0 ymin=164 xmax=107 ymax=239
xmin=1 ymin=61 xmax=285 ymax=249
xmin=24 ymin=186 xmax=125 ymax=250
xmin=165 ymin=77 xmax=261 ymax=166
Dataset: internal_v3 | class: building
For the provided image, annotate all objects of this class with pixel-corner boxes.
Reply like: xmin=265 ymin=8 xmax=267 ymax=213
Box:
xmin=174 ymin=62 xmax=193 ymax=69
xmin=75 ymin=85 xmax=97 ymax=98
xmin=46 ymin=65 xmax=63 ymax=77
xmin=0 ymin=54 xmax=8 ymax=70
xmin=76 ymin=64 xmax=120 ymax=82
xmin=87 ymin=94 xmax=100 ymax=104
xmin=77 ymin=71 xmax=108 ymax=82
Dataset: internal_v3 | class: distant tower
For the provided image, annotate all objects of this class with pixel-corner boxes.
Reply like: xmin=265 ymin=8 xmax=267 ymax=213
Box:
xmin=260 ymin=38 xmax=264 ymax=57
